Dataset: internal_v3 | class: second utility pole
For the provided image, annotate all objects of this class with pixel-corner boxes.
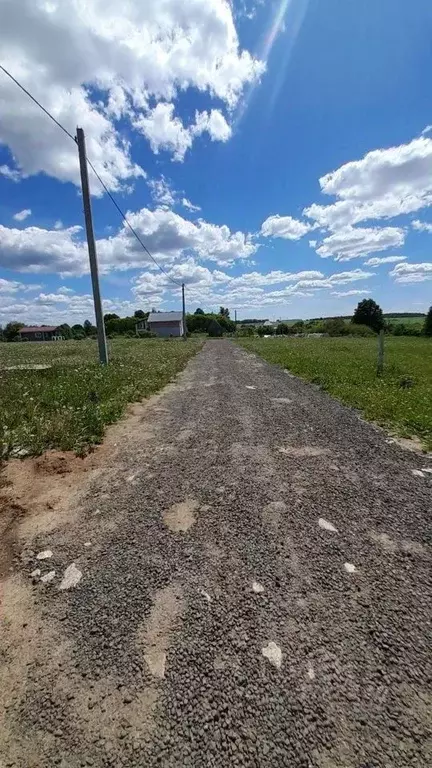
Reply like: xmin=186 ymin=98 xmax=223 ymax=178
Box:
xmin=182 ymin=283 xmax=187 ymax=340
xmin=76 ymin=127 xmax=108 ymax=365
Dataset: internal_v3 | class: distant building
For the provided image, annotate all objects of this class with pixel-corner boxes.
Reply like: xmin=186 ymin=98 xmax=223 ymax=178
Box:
xmin=18 ymin=326 xmax=63 ymax=342
xmin=136 ymin=311 xmax=184 ymax=338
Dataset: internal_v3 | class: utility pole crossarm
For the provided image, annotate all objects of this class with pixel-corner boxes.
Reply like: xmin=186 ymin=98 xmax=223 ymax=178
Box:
xmin=76 ymin=127 xmax=108 ymax=365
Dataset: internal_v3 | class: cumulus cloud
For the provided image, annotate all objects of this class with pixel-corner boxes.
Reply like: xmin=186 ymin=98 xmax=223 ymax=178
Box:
xmin=0 ymin=208 xmax=257 ymax=275
xmin=0 ymin=224 xmax=86 ymax=275
xmin=261 ymin=215 xmax=312 ymax=240
xmin=134 ymin=106 xmax=232 ymax=161
xmin=182 ymin=198 xmax=201 ymax=213
xmin=147 ymin=176 xmax=176 ymax=207
xmin=13 ymin=208 xmax=31 ymax=222
xmin=132 ymin=263 xmax=374 ymax=310
xmin=0 ymin=290 xmax=140 ymax=326
xmin=314 ymin=225 xmax=405 ymax=261
xmin=0 ymin=0 xmax=263 ymax=186
xmin=0 ymin=164 xmax=25 ymax=182
xmin=390 ymin=262 xmax=432 ymax=284
xmin=331 ymin=289 xmax=370 ymax=298
xmin=364 ymin=255 xmax=406 ymax=267
xmin=412 ymin=219 xmax=432 ymax=234
xmin=304 ymin=134 xmax=432 ymax=230
xmin=0 ymin=278 xmax=23 ymax=293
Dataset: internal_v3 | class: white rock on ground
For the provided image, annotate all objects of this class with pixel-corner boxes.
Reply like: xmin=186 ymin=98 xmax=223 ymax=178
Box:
xmin=318 ymin=518 xmax=338 ymax=533
xmin=59 ymin=563 xmax=82 ymax=591
xmin=36 ymin=550 xmax=53 ymax=560
xmin=262 ymin=641 xmax=282 ymax=669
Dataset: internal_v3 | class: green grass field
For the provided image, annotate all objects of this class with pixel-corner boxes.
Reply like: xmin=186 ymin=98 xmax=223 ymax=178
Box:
xmin=237 ymin=336 xmax=432 ymax=450
xmin=0 ymin=338 xmax=202 ymax=459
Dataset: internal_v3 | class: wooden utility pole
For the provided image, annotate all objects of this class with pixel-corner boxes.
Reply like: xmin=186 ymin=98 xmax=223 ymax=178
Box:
xmin=377 ymin=329 xmax=384 ymax=376
xmin=182 ymin=283 xmax=187 ymax=340
xmin=76 ymin=127 xmax=108 ymax=365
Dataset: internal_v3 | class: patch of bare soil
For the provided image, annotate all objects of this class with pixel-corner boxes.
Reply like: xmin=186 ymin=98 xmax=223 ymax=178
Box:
xmin=0 ymin=575 xmax=159 ymax=765
xmin=137 ymin=582 xmax=184 ymax=680
xmin=0 ymin=391 xmax=168 ymax=581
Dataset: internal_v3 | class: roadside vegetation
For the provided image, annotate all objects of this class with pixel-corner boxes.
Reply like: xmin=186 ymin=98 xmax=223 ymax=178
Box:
xmin=0 ymin=337 xmax=202 ymax=459
xmin=237 ymin=335 xmax=432 ymax=450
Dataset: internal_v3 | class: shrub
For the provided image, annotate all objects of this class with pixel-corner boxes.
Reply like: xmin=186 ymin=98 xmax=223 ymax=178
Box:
xmin=347 ymin=323 xmax=375 ymax=337
xmin=208 ymin=319 xmax=223 ymax=337
xmin=236 ymin=325 xmax=254 ymax=337
xmin=137 ymin=330 xmax=156 ymax=339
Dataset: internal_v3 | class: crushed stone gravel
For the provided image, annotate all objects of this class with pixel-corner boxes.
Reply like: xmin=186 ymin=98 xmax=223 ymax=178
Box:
xmin=1 ymin=340 xmax=431 ymax=767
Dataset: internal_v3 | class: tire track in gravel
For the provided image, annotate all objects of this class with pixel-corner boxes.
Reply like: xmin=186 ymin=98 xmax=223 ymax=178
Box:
xmin=1 ymin=339 xmax=431 ymax=767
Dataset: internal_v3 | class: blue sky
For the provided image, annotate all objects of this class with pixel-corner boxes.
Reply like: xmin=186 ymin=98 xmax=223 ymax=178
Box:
xmin=0 ymin=0 xmax=432 ymax=324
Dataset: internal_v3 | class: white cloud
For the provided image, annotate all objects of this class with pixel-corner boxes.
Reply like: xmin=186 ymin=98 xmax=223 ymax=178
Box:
xmin=0 ymin=0 xmax=263 ymax=186
xmin=13 ymin=208 xmax=31 ymax=222
xmin=132 ymin=264 xmax=374 ymax=311
xmin=134 ymin=104 xmax=194 ymax=161
xmin=0 ymin=208 xmax=257 ymax=274
xmin=0 ymin=278 xmax=22 ymax=293
xmin=0 ymin=164 xmax=25 ymax=182
xmin=193 ymin=110 xmax=232 ymax=143
xmin=390 ymin=262 xmax=432 ymax=284
xmin=147 ymin=176 xmax=176 ymax=207
xmin=314 ymin=225 xmax=405 ymax=261
xmin=364 ymin=255 xmax=406 ymax=267
xmin=261 ymin=215 xmax=312 ymax=240
xmin=0 ymin=263 xmax=376 ymax=323
xmin=134 ymin=105 xmax=231 ymax=161
xmin=182 ymin=198 xmax=201 ymax=213
xmin=0 ymin=224 xmax=86 ymax=275
xmin=54 ymin=220 xmax=64 ymax=230
xmin=305 ymin=135 xmax=432 ymax=230
xmin=0 ymin=290 xmax=140 ymax=326
xmin=331 ymin=289 xmax=370 ymax=298
xmin=412 ymin=219 xmax=432 ymax=234
xmin=0 ymin=277 xmax=42 ymax=294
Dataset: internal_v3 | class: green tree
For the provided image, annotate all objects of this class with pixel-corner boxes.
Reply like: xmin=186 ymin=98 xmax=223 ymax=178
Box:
xmin=104 ymin=313 xmax=120 ymax=322
xmin=276 ymin=323 xmax=290 ymax=335
xmin=4 ymin=321 xmax=24 ymax=342
xmin=424 ymin=306 xmax=432 ymax=337
xmin=57 ymin=323 xmax=73 ymax=339
xmin=208 ymin=319 xmax=223 ymax=337
xmin=0 ymin=325 xmax=4 ymax=342
xmin=134 ymin=310 xmax=146 ymax=318
xmin=219 ymin=306 xmax=230 ymax=318
xmin=83 ymin=319 xmax=96 ymax=336
xmin=352 ymin=299 xmax=384 ymax=333
xmin=194 ymin=307 xmax=205 ymax=315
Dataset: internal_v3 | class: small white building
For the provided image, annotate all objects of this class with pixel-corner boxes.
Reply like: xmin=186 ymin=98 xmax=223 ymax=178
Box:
xmin=136 ymin=311 xmax=184 ymax=338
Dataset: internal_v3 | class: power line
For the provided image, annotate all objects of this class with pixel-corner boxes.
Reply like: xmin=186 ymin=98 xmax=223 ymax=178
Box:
xmin=0 ymin=63 xmax=182 ymax=288
xmin=0 ymin=64 xmax=75 ymax=143
xmin=85 ymin=157 xmax=182 ymax=287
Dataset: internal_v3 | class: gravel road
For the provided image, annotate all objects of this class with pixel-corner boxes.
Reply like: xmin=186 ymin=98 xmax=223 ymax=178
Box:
xmin=1 ymin=340 xmax=431 ymax=767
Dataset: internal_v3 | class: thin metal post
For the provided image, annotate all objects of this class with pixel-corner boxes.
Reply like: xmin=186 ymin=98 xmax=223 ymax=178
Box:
xmin=76 ymin=127 xmax=108 ymax=365
xmin=235 ymin=309 xmax=237 ymax=324
xmin=182 ymin=283 xmax=187 ymax=340
xmin=377 ymin=329 xmax=384 ymax=376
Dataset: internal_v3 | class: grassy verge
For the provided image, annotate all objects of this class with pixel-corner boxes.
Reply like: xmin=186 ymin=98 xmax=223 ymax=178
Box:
xmin=0 ymin=338 xmax=202 ymax=458
xmin=237 ymin=336 xmax=432 ymax=450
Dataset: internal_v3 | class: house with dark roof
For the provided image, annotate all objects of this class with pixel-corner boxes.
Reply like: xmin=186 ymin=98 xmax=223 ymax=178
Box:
xmin=18 ymin=326 xmax=63 ymax=342
xmin=136 ymin=311 xmax=184 ymax=338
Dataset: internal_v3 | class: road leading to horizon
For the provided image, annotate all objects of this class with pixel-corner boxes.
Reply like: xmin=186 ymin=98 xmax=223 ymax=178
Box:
xmin=1 ymin=340 xmax=431 ymax=767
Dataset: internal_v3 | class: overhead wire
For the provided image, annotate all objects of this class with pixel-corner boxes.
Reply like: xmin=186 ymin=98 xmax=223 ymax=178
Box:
xmin=0 ymin=63 xmax=182 ymax=287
